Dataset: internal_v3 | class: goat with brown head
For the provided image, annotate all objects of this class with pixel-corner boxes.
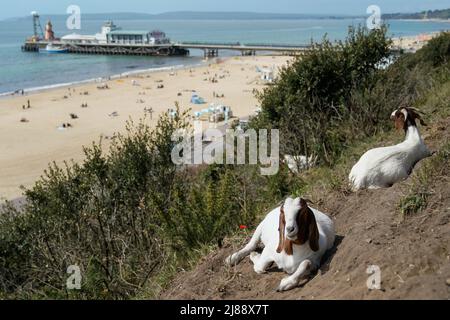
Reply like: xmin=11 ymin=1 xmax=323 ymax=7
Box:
xmin=349 ymin=106 xmax=431 ymax=190
xmin=277 ymin=198 xmax=319 ymax=255
xmin=391 ymin=107 xmax=427 ymax=133
xmin=225 ymin=196 xmax=335 ymax=292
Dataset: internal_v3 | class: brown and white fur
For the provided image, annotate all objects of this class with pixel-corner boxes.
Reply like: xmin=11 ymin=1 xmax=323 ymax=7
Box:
xmin=225 ymin=197 xmax=335 ymax=292
xmin=349 ymin=107 xmax=432 ymax=190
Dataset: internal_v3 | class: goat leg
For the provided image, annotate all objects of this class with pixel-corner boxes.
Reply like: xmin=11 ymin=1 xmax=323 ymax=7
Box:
xmin=277 ymin=259 xmax=312 ymax=292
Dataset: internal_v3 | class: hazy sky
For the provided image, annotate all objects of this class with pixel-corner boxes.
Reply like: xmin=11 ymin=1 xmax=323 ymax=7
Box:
xmin=1 ymin=0 xmax=450 ymax=19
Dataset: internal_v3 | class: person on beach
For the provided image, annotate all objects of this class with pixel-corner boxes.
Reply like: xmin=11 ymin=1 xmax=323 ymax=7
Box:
xmin=149 ymin=107 xmax=153 ymax=119
xmin=145 ymin=107 xmax=154 ymax=119
xmin=27 ymin=100 xmax=31 ymax=109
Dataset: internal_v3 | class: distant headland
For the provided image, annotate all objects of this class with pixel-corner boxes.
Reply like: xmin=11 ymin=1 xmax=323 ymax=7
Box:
xmin=382 ymin=8 xmax=450 ymax=21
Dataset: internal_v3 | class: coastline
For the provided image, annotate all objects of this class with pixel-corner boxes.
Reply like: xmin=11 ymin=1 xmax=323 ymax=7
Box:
xmin=0 ymin=29 xmax=443 ymax=202
xmin=391 ymin=30 xmax=444 ymax=52
xmin=0 ymin=54 xmax=292 ymax=201
xmin=387 ymin=18 xmax=450 ymax=22
xmin=0 ymin=60 xmax=206 ymax=100
xmin=1 ymin=31 xmax=440 ymax=100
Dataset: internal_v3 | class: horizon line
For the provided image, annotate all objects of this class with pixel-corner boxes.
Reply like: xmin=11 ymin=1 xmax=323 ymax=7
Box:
xmin=0 ymin=9 xmax=412 ymax=21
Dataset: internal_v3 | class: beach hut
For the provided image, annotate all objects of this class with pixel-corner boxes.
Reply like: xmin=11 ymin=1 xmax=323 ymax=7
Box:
xmin=260 ymin=68 xmax=274 ymax=83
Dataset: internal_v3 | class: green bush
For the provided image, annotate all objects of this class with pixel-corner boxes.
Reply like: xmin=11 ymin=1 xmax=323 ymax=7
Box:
xmin=2 ymin=30 xmax=450 ymax=300
xmin=254 ymin=25 xmax=392 ymax=164
xmin=416 ymin=31 xmax=450 ymax=67
xmin=0 ymin=110 xmax=191 ymax=299
xmin=0 ymin=105 xmax=291 ymax=299
xmin=255 ymin=29 xmax=450 ymax=166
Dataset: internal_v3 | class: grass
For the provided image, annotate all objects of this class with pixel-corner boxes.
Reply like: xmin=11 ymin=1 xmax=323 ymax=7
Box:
xmin=135 ymin=243 xmax=218 ymax=299
xmin=397 ymin=79 xmax=450 ymax=218
xmin=297 ymin=78 xmax=450 ymax=200
xmin=149 ymin=73 xmax=450 ymax=297
xmin=398 ymin=141 xmax=450 ymax=218
xmin=399 ymin=192 xmax=430 ymax=217
xmin=2 ymin=34 xmax=450 ymax=300
xmin=153 ymin=77 xmax=450 ymax=296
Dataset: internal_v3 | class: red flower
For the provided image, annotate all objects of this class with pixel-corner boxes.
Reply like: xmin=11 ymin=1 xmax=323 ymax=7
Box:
xmin=239 ymin=225 xmax=247 ymax=229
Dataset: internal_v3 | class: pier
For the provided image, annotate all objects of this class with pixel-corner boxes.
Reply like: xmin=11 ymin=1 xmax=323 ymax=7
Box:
xmin=21 ymin=16 xmax=312 ymax=57
xmin=22 ymin=40 xmax=312 ymax=57
xmin=22 ymin=41 xmax=190 ymax=56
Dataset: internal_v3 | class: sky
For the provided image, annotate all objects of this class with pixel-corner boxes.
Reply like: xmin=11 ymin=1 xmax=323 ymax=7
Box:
xmin=1 ymin=0 xmax=450 ymax=20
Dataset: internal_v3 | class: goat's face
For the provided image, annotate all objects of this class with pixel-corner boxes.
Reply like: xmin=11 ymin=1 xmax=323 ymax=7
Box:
xmin=390 ymin=107 xmax=426 ymax=132
xmin=283 ymin=197 xmax=302 ymax=240
xmin=277 ymin=197 xmax=320 ymax=254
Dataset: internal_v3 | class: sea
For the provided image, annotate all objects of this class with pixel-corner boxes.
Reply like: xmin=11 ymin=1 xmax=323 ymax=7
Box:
xmin=0 ymin=17 xmax=449 ymax=95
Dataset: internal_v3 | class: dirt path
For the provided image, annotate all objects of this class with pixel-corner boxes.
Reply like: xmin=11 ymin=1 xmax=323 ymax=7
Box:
xmin=160 ymin=117 xmax=450 ymax=300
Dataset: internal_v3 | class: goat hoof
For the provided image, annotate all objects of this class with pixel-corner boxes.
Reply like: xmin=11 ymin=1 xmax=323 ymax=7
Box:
xmin=276 ymin=286 xmax=287 ymax=293
xmin=277 ymin=278 xmax=298 ymax=292
xmin=254 ymin=268 xmax=266 ymax=274
xmin=225 ymin=254 xmax=239 ymax=266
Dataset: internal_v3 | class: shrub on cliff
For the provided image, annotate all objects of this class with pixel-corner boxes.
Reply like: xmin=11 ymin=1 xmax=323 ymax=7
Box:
xmin=0 ymin=104 xmax=292 ymax=299
xmin=255 ymin=29 xmax=450 ymax=166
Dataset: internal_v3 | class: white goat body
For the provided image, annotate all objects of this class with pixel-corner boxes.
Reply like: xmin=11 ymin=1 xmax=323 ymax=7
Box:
xmin=226 ymin=197 xmax=335 ymax=292
xmin=349 ymin=107 xmax=431 ymax=190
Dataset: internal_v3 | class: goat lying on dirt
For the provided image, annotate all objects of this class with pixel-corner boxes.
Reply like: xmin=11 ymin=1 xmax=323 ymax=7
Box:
xmin=225 ymin=197 xmax=335 ymax=292
xmin=349 ymin=107 xmax=432 ymax=190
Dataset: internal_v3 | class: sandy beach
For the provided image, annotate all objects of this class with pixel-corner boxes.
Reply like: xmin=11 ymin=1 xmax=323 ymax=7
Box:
xmin=0 ymin=55 xmax=292 ymax=200
xmin=391 ymin=32 xmax=443 ymax=52
xmin=0 ymin=30 xmax=441 ymax=201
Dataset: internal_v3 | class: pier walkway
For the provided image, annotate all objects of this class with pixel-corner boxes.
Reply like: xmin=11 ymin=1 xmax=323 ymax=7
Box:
xmin=176 ymin=42 xmax=312 ymax=56
xmin=22 ymin=40 xmax=313 ymax=57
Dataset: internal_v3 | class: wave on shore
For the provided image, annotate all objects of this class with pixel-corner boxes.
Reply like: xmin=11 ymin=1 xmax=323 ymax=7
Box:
xmin=0 ymin=62 xmax=205 ymax=99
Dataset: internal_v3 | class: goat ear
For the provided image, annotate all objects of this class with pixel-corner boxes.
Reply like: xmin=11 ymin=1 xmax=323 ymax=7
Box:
xmin=308 ymin=210 xmax=320 ymax=252
xmin=297 ymin=206 xmax=320 ymax=252
xmin=284 ymin=239 xmax=294 ymax=255
xmin=276 ymin=206 xmax=285 ymax=254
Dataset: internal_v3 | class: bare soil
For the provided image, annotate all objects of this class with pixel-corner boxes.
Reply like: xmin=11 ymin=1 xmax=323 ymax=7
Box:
xmin=160 ymin=118 xmax=450 ymax=300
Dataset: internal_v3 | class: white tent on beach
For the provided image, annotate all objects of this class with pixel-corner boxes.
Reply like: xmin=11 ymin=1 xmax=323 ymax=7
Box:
xmin=260 ymin=68 xmax=274 ymax=83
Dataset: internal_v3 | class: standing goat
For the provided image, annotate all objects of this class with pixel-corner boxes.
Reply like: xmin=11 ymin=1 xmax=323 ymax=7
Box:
xmin=349 ymin=107 xmax=432 ymax=190
xmin=225 ymin=197 xmax=335 ymax=292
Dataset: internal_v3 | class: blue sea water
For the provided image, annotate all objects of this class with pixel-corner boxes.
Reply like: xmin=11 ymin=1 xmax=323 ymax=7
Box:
xmin=0 ymin=17 xmax=449 ymax=95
